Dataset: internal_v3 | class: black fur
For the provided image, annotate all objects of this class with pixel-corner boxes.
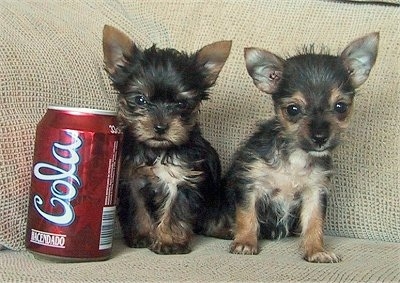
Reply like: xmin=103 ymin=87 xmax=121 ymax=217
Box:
xmin=110 ymin=45 xmax=213 ymax=100
xmin=103 ymin=25 xmax=231 ymax=254
xmin=209 ymin=33 xmax=379 ymax=263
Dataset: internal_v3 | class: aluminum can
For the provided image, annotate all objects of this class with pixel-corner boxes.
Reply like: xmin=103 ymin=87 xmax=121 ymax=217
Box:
xmin=25 ymin=106 xmax=123 ymax=262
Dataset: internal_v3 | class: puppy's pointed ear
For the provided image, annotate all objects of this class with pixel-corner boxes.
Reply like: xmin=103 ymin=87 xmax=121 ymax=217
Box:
xmin=244 ymin=48 xmax=285 ymax=94
xmin=196 ymin=40 xmax=232 ymax=86
xmin=341 ymin=32 xmax=379 ymax=88
xmin=102 ymin=25 xmax=138 ymax=77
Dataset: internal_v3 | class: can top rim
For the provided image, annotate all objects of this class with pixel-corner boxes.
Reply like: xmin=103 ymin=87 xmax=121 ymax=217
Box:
xmin=48 ymin=105 xmax=117 ymax=116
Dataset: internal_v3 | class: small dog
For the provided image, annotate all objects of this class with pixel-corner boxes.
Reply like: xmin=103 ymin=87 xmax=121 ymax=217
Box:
xmin=214 ymin=33 xmax=379 ymax=262
xmin=102 ymin=25 xmax=231 ymax=254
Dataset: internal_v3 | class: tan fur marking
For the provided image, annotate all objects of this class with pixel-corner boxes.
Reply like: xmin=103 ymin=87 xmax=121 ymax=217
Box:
xmin=277 ymin=91 xmax=307 ymax=132
xmin=291 ymin=91 xmax=308 ymax=106
xmin=134 ymin=165 xmax=158 ymax=182
xmin=102 ymin=25 xmax=135 ymax=75
xmin=150 ymin=213 xmax=192 ymax=254
xmin=301 ymin=205 xmax=325 ymax=258
xmin=167 ymin=117 xmax=192 ymax=145
xmin=230 ymin=204 xmax=259 ymax=255
xmin=329 ymin=88 xmax=343 ymax=105
xmin=300 ymin=188 xmax=341 ymax=263
xmin=154 ymin=213 xmax=192 ymax=246
xmin=330 ymin=88 xmax=354 ymax=129
xmin=131 ymin=193 xmax=153 ymax=240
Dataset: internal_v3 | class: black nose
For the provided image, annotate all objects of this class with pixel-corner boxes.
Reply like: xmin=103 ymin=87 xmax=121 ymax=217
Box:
xmin=310 ymin=120 xmax=330 ymax=147
xmin=311 ymin=133 xmax=329 ymax=147
xmin=154 ymin=124 xmax=168 ymax=135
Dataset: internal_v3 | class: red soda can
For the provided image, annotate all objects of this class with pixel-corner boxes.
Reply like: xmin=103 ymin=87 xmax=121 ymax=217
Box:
xmin=25 ymin=106 xmax=123 ymax=262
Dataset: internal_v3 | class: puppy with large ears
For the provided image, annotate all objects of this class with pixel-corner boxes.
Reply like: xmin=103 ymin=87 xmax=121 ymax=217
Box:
xmin=103 ymin=25 xmax=231 ymax=254
xmin=219 ymin=33 xmax=379 ymax=262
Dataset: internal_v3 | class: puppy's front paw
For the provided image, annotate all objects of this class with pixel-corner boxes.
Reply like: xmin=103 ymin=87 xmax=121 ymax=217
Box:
xmin=229 ymin=241 xmax=260 ymax=255
xmin=304 ymin=251 xmax=342 ymax=263
xmin=150 ymin=241 xmax=191 ymax=255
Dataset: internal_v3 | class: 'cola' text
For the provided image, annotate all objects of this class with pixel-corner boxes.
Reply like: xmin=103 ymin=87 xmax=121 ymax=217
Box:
xmin=33 ymin=131 xmax=82 ymax=226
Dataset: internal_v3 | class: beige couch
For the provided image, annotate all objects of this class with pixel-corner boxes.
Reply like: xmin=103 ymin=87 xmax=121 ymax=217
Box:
xmin=1 ymin=1 xmax=399 ymax=282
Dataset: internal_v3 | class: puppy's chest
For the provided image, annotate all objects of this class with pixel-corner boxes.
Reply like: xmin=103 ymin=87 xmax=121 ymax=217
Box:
xmin=151 ymin=154 xmax=204 ymax=188
xmin=132 ymin=153 xmax=204 ymax=192
xmin=250 ymin=150 xmax=330 ymax=202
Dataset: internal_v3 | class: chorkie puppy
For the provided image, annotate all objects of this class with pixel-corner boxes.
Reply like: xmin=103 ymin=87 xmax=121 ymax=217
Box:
xmin=218 ymin=33 xmax=379 ymax=262
xmin=102 ymin=25 xmax=231 ymax=254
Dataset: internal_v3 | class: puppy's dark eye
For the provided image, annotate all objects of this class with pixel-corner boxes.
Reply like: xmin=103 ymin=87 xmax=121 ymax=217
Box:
xmin=177 ymin=101 xmax=188 ymax=109
xmin=135 ymin=95 xmax=148 ymax=106
xmin=286 ymin=104 xmax=301 ymax=117
xmin=334 ymin=102 xmax=348 ymax=113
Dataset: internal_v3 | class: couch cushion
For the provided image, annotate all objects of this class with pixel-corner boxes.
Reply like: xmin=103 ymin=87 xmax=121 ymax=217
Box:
xmin=349 ymin=0 xmax=399 ymax=5
xmin=0 ymin=0 xmax=399 ymax=251
xmin=1 ymin=236 xmax=399 ymax=282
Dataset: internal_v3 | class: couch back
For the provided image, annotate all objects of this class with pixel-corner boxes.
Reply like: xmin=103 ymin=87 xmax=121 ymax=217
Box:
xmin=1 ymin=0 xmax=398 ymax=250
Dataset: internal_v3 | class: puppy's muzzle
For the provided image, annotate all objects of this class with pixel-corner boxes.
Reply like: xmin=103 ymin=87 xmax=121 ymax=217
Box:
xmin=310 ymin=120 xmax=330 ymax=148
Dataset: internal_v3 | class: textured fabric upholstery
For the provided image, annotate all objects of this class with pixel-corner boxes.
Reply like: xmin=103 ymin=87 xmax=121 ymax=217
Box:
xmin=0 ymin=1 xmax=399 ymax=282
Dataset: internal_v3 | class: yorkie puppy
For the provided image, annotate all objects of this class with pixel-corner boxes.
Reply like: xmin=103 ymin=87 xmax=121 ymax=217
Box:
xmin=102 ymin=25 xmax=231 ymax=254
xmin=215 ymin=33 xmax=379 ymax=262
